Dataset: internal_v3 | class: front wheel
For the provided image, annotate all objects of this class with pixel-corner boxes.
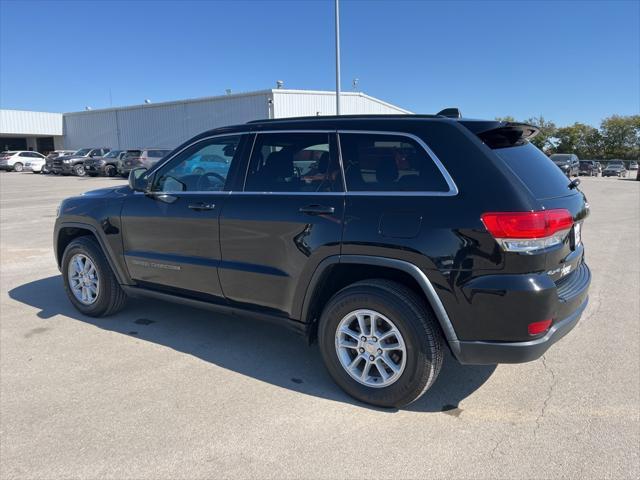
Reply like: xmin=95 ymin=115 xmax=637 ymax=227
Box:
xmin=61 ymin=236 xmax=127 ymax=316
xmin=318 ymin=279 xmax=444 ymax=408
xmin=73 ymin=164 xmax=85 ymax=176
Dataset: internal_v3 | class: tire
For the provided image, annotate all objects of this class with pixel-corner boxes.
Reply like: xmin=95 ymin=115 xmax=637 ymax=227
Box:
xmin=318 ymin=279 xmax=444 ymax=408
xmin=13 ymin=162 xmax=23 ymax=172
xmin=73 ymin=164 xmax=85 ymax=176
xmin=104 ymin=164 xmax=117 ymax=177
xmin=61 ymin=236 xmax=127 ymax=317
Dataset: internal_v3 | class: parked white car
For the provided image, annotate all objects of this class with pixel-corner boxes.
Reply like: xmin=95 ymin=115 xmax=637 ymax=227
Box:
xmin=24 ymin=154 xmax=48 ymax=173
xmin=0 ymin=151 xmax=46 ymax=172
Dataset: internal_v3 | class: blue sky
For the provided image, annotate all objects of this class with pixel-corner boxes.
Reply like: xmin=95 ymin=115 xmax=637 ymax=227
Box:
xmin=0 ymin=0 xmax=638 ymax=127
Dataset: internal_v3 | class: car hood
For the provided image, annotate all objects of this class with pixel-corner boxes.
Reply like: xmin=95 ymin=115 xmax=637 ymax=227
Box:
xmin=80 ymin=185 xmax=130 ymax=198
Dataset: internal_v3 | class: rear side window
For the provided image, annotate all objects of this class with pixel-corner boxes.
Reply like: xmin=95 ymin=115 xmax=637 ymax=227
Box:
xmin=147 ymin=150 xmax=170 ymax=158
xmin=244 ymin=132 xmax=342 ymax=193
xmin=339 ymin=133 xmax=449 ymax=192
xmin=494 ymin=143 xmax=572 ymax=199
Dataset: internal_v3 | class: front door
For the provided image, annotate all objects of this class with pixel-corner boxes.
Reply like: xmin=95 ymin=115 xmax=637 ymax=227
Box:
xmin=219 ymin=131 xmax=345 ymax=318
xmin=121 ymin=134 xmax=247 ymax=301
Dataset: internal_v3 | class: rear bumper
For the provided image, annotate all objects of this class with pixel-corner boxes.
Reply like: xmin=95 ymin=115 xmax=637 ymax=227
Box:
xmin=452 ymin=262 xmax=591 ymax=365
xmin=454 ymin=296 xmax=588 ymax=364
xmin=118 ymin=164 xmax=134 ymax=175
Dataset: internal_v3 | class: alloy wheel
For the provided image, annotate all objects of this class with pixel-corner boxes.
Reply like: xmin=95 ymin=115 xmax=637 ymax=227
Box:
xmin=335 ymin=309 xmax=407 ymax=388
xmin=67 ymin=253 xmax=100 ymax=305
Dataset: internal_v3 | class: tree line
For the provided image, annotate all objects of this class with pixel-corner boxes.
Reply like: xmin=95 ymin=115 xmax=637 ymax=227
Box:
xmin=495 ymin=114 xmax=640 ymax=160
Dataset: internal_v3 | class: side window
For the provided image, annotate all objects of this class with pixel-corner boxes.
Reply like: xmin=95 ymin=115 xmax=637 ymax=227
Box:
xmin=244 ymin=132 xmax=341 ymax=192
xmin=19 ymin=152 xmax=30 ymax=157
xmin=152 ymin=135 xmax=241 ymax=192
xmin=339 ymin=133 xmax=449 ymax=192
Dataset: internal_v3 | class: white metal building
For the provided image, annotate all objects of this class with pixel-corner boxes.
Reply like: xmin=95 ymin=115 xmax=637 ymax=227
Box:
xmin=0 ymin=89 xmax=410 ymax=153
xmin=0 ymin=109 xmax=64 ymax=152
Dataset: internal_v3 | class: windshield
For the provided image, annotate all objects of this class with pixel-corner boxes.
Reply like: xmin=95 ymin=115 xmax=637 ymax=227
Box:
xmin=73 ymin=148 xmax=91 ymax=156
xmin=103 ymin=150 xmax=122 ymax=158
xmin=550 ymin=154 xmax=571 ymax=164
xmin=608 ymin=162 xmax=623 ymax=168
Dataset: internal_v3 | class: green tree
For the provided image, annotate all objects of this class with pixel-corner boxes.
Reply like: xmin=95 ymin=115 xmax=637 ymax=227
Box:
xmin=554 ymin=123 xmax=602 ymax=158
xmin=524 ymin=116 xmax=557 ymax=153
xmin=600 ymin=115 xmax=640 ymax=160
xmin=494 ymin=116 xmax=516 ymax=123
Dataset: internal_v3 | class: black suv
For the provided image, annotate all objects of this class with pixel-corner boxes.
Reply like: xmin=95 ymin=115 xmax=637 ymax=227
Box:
xmin=550 ymin=153 xmax=580 ymax=177
xmin=579 ymin=160 xmax=599 ymax=176
xmin=52 ymin=148 xmax=111 ymax=176
xmin=117 ymin=148 xmax=172 ymax=177
xmin=54 ymin=115 xmax=591 ymax=407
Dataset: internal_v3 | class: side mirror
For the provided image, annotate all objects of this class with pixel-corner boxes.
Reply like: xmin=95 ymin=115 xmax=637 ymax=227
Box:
xmin=128 ymin=167 xmax=149 ymax=192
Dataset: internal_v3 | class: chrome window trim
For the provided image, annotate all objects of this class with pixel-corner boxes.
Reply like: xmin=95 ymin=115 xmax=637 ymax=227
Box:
xmin=337 ymin=130 xmax=459 ymax=197
xmin=144 ymin=128 xmax=458 ymax=197
xmin=232 ymin=191 xmax=344 ymax=196
xmin=133 ymin=190 xmax=230 ymax=196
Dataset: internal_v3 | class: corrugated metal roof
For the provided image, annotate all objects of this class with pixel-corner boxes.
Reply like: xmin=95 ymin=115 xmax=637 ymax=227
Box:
xmin=2 ymin=89 xmax=411 ymax=150
xmin=0 ymin=109 xmax=63 ymax=136
xmin=63 ymin=91 xmax=271 ymax=149
xmin=272 ymin=90 xmax=412 ymax=117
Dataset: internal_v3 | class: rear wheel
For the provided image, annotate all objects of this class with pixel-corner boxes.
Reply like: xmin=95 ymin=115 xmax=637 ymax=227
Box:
xmin=318 ymin=279 xmax=444 ymax=408
xmin=61 ymin=236 xmax=127 ymax=317
xmin=13 ymin=162 xmax=23 ymax=172
xmin=104 ymin=164 xmax=117 ymax=177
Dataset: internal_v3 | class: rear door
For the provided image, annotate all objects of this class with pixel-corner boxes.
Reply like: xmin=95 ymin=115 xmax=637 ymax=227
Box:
xmin=218 ymin=131 xmax=344 ymax=318
xmin=120 ymin=134 xmax=248 ymax=300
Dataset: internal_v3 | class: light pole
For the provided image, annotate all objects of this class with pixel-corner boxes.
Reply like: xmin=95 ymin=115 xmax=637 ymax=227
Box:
xmin=335 ymin=0 xmax=341 ymax=115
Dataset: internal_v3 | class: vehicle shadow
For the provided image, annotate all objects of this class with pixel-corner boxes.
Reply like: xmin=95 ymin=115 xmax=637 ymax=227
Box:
xmin=8 ymin=275 xmax=496 ymax=413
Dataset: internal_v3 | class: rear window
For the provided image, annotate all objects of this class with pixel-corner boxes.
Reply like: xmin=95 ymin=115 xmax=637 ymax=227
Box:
xmin=494 ymin=143 xmax=573 ymax=199
xmin=147 ymin=150 xmax=170 ymax=158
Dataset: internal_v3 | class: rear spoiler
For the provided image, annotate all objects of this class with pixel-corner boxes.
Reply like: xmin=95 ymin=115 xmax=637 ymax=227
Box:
xmin=473 ymin=122 xmax=540 ymax=149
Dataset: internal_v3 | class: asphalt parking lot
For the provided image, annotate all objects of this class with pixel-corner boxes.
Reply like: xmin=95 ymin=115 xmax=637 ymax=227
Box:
xmin=1 ymin=172 xmax=638 ymax=479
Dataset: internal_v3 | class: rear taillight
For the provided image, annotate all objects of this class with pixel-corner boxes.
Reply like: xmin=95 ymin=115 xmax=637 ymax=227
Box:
xmin=481 ymin=209 xmax=573 ymax=253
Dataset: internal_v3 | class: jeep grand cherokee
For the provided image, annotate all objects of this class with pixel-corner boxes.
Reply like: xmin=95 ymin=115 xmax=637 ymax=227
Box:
xmin=54 ymin=113 xmax=591 ymax=408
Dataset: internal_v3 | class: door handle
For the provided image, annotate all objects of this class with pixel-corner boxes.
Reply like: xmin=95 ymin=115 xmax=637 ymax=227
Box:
xmin=299 ymin=204 xmax=335 ymax=215
xmin=188 ymin=202 xmax=215 ymax=211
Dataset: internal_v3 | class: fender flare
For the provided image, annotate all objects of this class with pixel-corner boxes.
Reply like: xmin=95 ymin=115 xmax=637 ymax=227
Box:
xmin=300 ymin=254 xmax=462 ymax=357
xmin=55 ymin=221 xmax=129 ymax=285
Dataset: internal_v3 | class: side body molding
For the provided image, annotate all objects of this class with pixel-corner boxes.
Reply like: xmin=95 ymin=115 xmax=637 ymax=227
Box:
xmin=300 ymin=254 xmax=462 ymax=359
